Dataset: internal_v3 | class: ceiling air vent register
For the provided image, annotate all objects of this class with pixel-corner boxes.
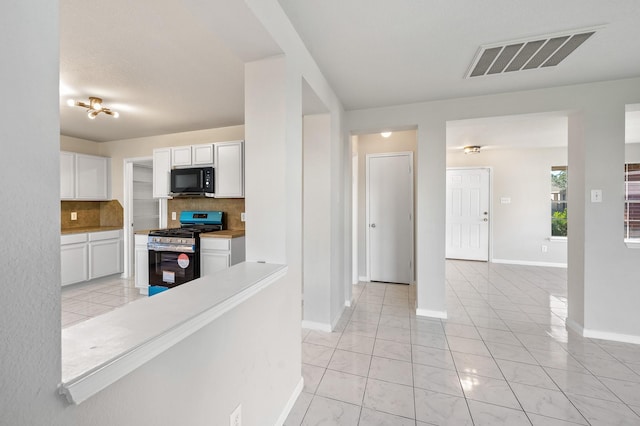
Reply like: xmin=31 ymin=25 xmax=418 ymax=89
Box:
xmin=466 ymin=27 xmax=601 ymax=78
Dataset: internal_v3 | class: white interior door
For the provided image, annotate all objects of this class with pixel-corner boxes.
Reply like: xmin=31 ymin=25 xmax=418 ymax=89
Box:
xmin=446 ymin=168 xmax=490 ymax=261
xmin=367 ymin=153 xmax=413 ymax=284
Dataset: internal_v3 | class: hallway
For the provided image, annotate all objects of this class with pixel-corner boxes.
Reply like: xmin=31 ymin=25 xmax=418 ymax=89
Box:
xmin=286 ymin=261 xmax=640 ymax=425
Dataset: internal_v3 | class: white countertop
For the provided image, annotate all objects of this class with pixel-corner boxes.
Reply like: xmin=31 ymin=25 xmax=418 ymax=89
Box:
xmin=60 ymin=261 xmax=287 ymax=404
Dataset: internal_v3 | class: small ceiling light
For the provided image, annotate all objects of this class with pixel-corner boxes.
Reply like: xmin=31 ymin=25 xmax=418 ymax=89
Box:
xmin=463 ymin=145 xmax=482 ymax=154
xmin=381 ymin=131 xmax=392 ymax=138
xmin=67 ymin=96 xmax=119 ymax=119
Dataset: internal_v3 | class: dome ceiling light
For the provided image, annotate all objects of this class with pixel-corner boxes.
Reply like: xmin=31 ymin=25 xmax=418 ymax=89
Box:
xmin=463 ymin=145 xmax=482 ymax=154
xmin=67 ymin=97 xmax=119 ymax=119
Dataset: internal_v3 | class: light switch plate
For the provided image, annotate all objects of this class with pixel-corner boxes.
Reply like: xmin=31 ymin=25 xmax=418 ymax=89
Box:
xmin=591 ymin=189 xmax=602 ymax=203
xmin=171 ymin=212 xmax=177 ymax=220
xmin=71 ymin=212 xmax=77 ymax=221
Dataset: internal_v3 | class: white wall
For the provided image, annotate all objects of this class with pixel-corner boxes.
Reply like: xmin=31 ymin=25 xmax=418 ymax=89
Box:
xmin=447 ymin=147 xmax=568 ymax=266
xmin=356 ymin=131 xmax=417 ymax=279
xmin=347 ymin=77 xmax=640 ymax=340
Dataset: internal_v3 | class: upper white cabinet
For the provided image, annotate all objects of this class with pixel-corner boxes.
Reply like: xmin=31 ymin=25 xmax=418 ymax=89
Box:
xmin=171 ymin=146 xmax=192 ymax=167
xmin=76 ymin=154 xmax=110 ymax=200
xmin=192 ymin=143 xmax=214 ymax=165
xmin=153 ymin=148 xmax=172 ymax=198
xmin=215 ymin=141 xmax=244 ymax=198
xmin=171 ymin=144 xmax=215 ymax=167
xmin=60 ymin=152 xmax=75 ymax=199
xmin=60 ymin=151 xmax=111 ymax=200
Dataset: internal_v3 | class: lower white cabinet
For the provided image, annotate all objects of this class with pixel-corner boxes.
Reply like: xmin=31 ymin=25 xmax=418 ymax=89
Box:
xmin=61 ymin=234 xmax=89 ymax=286
xmin=89 ymin=231 xmax=122 ymax=280
xmin=200 ymin=236 xmax=245 ymax=276
xmin=61 ymin=230 xmax=123 ymax=286
xmin=134 ymin=234 xmax=150 ymax=294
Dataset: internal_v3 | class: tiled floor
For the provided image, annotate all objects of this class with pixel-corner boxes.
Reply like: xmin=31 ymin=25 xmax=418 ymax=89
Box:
xmin=61 ymin=275 xmax=146 ymax=328
xmin=286 ymin=260 xmax=640 ymax=425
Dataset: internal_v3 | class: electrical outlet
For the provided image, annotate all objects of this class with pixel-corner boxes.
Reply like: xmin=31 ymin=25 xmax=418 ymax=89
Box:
xmin=171 ymin=211 xmax=177 ymax=220
xmin=240 ymin=212 xmax=245 ymax=222
xmin=71 ymin=212 xmax=77 ymax=221
xmin=230 ymin=404 xmax=241 ymax=426
xmin=541 ymin=245 xmax=548 ymax=253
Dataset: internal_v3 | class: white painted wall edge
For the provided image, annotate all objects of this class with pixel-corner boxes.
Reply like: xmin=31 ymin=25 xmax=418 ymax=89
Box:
xmin=358 ymin=276 xmax=369 ymax=282
xmin=416 ymin=308 xmax=448 ymax=319
xmin=566 ymin=318 xmax=640 ymax=345
xmin=492 ymin=258 xmax=567 ymax=268
xmin=274 ymin=377 xmax=303 ymax=426
xmin=60 ymin=263 xmax=288 ymax=404
xmin=301 ymin=320 xmax=332 ymax=332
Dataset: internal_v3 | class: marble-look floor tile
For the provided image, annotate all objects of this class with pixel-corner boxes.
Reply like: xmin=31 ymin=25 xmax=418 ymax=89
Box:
xmin=378 ymin=314 xmax=411 ymax=330
xmin=300 ymin=395 xmax=361 ymax=426
xmin=368 ymin=356 xmax=413 ymax=386
xmin=452 ymin=351 xmax=503 ymax=379
xmin=373 ymin=339 xmax=411 ymax=362
xmin=581 ymin=357 xmax=640 ymax=382
xmin=414 ymin=388 xmax=473 ymax=425
xmin=443 ymin=322 xmax=481 ymax=340
xmin=460 ymin=374 xmax=521 ymax=409
xmin=476 ymin=327 xmax=521 ymax=346
xmin=412 ymin=344 xmax=456 ymax=370
xmin=304 ymin=330 xmax=342 ymax=348
xmin=510 ymin=382 xmax=587 ymax=424
xmin=496 ymin=359 xmax=558 ymax=390
xmin=363 ymin=378 xmax=415 ymax=419
xmin=447 ymin=335 xmax=492 ymax=357
xmin=358 ymin=407 xmax=415 ymax=426
xmin=376 ymin=325 xmax=411 ymax=344
xmin=327 ymin=349 xmax=371 ymax=377
xmin=284 ymin=392 xmax=313 ymax=426
xmin=527 ymin=413 xmax=586 ymax=425
xmin=598 ymin=376 xmax=640 ymax=406
xmin=568 ymin=393 xmax=640 ymax=426
xmin=302 ymin=342 xmax=334 ymax=368
xmin=544 ymin=367 xmax=618 ymax=402
xmin=336 ymin=332 xmax=375 ymax=355
xmin=315 ymin=369 xmax=367 ymax=406
xmin=413 ymin=363 xmax=463 ymax=397
xmin=467 ymin=400 xmax=531 ymax=426
xmin=349 ymin=309 xmax=381 ymax=325
xmin=411 ymin=330 xmax=449 ymax=350
xmin=485 ymin=341 xmax=537 ymax=364
xmin=302 ymin=363 xmax=325 ymax=393
xmin=344 ymin=320 xmax=378 ymax=338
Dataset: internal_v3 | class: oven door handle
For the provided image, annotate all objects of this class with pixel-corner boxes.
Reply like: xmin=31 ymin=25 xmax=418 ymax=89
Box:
xmin=147 ymin=243 xmax=196 ymax=253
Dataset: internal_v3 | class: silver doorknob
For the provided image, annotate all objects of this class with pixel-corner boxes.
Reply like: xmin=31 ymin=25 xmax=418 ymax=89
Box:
xmin=371 ymin=223 xmax=376 ymax=228
xmin=483 ymin=218 xmax=488 ymax=222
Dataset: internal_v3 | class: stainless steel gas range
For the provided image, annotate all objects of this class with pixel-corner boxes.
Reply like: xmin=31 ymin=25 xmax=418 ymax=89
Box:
xmin=147 ymin=211 xmax=223 ymax=289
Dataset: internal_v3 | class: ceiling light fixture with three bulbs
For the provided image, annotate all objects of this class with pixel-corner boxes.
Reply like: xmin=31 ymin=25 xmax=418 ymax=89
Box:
xmin=67 ymin=97 xmax=119 ymax=119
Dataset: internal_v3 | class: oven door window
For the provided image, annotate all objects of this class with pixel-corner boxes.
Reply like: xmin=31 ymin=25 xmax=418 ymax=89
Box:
xmin=149 ymin=250 xmax=196 ymax=287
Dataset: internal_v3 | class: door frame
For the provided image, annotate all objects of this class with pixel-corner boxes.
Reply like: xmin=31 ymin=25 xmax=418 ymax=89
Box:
xmin=123 ymin=156 xmax=162 ymax=278
xmin=445 ymin=166 xmax=493 ymax=262
xmin=365 ymin=151 xmax=414 ymax=283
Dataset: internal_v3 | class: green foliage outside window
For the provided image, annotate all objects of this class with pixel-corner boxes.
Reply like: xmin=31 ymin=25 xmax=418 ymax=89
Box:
xmin=552 ymin=209 xmax=567 ymax=236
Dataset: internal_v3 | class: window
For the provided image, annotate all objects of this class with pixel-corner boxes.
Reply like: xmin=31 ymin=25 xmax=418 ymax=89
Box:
xmin=625 ymin=163 xmax=640 ymax=240
xmin=551 ymin=166 xmax=567 ymax=237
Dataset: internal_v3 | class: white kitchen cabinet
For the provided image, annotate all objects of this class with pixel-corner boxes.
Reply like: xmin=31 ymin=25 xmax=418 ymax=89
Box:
xmin=88 ymin=230 xmax=123 ymax=280
xmin=192 ymin=143 xmax=214 ymax=165
xmin=61 ymin=234 xmax=89 ymax=286
xmin=152 ymin=148 xmax=172 ymax=198
xmin=200 ymin=236 xmax=245 ymax=276
xmin=60 ymin=151 xmax=111 ymax=200
xmin=171 ymin=146 xmax=192 ymax=167
xmin=60 ymin=230 xmax=123 ymax=286
xmin=214 ymin=140 xmax=244 ymax=198
xmin=134 ymin=234 xmax=149 ymax=295
xmin=60 ymin=152 xmax=76 ymax=199
xmin=75 ymin=154 xmax=110 ymax=200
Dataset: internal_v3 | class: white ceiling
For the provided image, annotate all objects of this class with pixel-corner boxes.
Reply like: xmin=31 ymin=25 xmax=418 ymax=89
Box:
xmin=60 ymin=1 xmax=640 ymax=143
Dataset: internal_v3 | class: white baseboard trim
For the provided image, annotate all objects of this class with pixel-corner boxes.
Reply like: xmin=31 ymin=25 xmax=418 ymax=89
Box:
xmin=492 ymin=258 xmax=567 ymax=268
xmin=358 ymin=275 xmax=369 ymax=282
xmin=301 ymin=320 xmax=332 ymax=332
xmin=416 ymin=308 xmax=448 ymax=319
xmin=566 ymin=318 xmax=640 ymax=345
xmin=345 ymin=299 xmax=352 ymax=308
xmin=275 ymin=376 xmax=303 ymax=426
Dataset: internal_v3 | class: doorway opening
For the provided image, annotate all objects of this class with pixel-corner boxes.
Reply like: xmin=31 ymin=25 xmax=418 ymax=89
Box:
xmin=352 ymin=130 xmax=417 ymax=284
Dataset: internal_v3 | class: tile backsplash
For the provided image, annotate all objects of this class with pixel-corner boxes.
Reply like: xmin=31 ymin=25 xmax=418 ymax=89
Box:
xmin=167 ymin=198 xmax=245 ymax=230
xmin=61 ymin=200 xmax=124 ymax=230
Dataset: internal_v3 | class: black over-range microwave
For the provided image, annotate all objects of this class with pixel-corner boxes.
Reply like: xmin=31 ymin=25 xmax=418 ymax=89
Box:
xmin=170 ymin=167 xmax=214 ymax=197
